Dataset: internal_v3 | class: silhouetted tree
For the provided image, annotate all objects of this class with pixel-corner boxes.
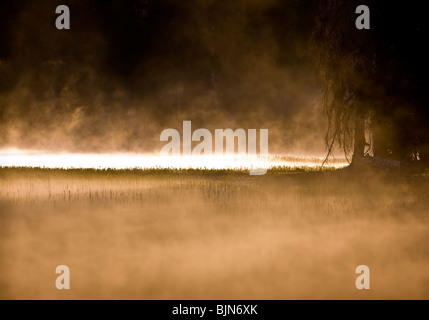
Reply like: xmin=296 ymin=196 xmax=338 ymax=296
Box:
xmin=312 ymin=0 xmax=428 ymax=165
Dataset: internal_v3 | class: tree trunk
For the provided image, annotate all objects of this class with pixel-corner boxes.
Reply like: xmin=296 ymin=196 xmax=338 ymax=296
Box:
xmin=352 ymin=117 xmax=366 ymax=164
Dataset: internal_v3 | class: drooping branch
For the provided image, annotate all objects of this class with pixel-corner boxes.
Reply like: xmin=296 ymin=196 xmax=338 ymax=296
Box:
xmin=311 ymin=0 xmax=374 ymax=163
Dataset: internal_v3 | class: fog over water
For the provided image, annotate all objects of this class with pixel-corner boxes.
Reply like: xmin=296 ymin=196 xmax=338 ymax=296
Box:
xmin=0 ymin=0 xmax=327 ymax=157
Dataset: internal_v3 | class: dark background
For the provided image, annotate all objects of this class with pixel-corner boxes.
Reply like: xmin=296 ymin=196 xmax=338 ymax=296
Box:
xmin=0 ymin=0 xmax=324 ymax=154
xmin=0 ymin=1 xmax=427 ymax=157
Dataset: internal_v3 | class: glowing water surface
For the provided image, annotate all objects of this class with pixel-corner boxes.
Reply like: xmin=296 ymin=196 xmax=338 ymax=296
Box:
xmin=0 ymin=149 xmax=347 ymax=170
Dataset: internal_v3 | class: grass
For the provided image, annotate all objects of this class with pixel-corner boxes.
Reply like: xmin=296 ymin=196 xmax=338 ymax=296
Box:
xmin=1 ymin=166 xmax=429 ymax=299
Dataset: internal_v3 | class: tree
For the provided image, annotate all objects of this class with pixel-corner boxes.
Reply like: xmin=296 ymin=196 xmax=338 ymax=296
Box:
xmin=312 ymin=0 xmax=428 ymax=165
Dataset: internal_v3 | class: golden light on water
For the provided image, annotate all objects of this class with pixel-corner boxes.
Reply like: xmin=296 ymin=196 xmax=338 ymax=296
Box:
xmin=0 ymin=149 xmax=347 ymax=170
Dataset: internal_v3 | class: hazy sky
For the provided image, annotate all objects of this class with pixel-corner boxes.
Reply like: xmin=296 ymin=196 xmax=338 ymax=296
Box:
xmin=0 ymin=0 xmax=327 ymax=155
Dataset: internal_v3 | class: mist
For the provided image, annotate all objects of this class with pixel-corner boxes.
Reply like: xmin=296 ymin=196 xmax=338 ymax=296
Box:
xmin=0 ymin=0 xmax=327 ymax=156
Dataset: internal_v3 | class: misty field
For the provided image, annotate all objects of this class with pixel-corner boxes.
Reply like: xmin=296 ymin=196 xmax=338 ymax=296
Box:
xmin=1 ymin=166 xmax=429 ymax=299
